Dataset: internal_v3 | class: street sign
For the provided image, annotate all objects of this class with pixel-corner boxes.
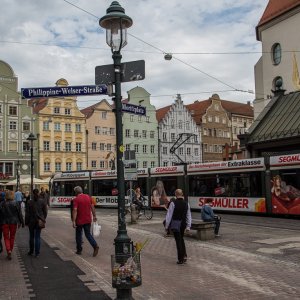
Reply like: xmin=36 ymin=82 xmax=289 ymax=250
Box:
xmin=122 ymin=103 xmax=146 ymax=116
xmin=95 ymin=60 xmax=145 ymax=85
xmin=21 ymin=84 xmax=108 ymax=99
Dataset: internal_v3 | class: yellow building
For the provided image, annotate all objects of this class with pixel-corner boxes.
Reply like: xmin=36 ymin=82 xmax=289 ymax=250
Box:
xmin=29 ymin=79 xmax=87 ymax=178
xmin=81 ymin=99 xmax=116 ymax=169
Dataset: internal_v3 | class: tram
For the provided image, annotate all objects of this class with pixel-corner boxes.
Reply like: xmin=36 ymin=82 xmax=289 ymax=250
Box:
xmin=49 ymin=153 xmax=300 ymax=216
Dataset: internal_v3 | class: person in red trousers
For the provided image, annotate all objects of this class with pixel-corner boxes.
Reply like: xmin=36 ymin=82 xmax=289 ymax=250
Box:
xmin=0 ymin=190 xmax=24 ymax=260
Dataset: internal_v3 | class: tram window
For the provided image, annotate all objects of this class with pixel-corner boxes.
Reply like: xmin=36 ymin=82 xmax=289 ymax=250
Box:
xmin=92 ymin=179 xmax=118 ymax=196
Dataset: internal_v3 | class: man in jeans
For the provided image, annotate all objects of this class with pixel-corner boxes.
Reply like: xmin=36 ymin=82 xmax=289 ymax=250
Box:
xmin=72 ymin=186 xmax=99 ymax=257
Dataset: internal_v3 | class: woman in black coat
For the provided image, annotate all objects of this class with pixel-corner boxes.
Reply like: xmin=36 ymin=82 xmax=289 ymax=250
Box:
xmin=25 ymin=189 xmax=47 ymax=257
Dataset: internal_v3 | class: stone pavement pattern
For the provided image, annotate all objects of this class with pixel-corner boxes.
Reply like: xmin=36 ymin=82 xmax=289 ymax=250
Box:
xmin=1 ymin=209 xmax=300 ymax=299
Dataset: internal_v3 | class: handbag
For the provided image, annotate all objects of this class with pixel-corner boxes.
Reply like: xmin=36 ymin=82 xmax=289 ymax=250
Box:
xmin=38 ymin=219 xmax=46 ymax=229
xmin=170 ymin=219 xmax=182 ymax=232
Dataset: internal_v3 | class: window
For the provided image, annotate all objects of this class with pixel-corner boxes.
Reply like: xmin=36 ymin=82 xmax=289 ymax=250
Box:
xmin=130 ymin=115 xmax=134 ymax=122
xmin=9 ymin=106 xmax=17 ymax=115
xmin=171 ymin=119 xmax=175 ymax=129
xmin=91 ymin=161 xmax=96 ymax=168
xmin=102 ymin=111 xmax=107 ymax=119
xmin=107 ymin=143 xmax=112 ymax=151
xmin=134 ymin=144 xmax=139 ymax=153
xmin=66 ymin=162 xmax=72 ymax=171
xmin=100 ymin=143 xmax=105 ymax=151
xmin=163 ymin=161 xmax=168 ymax=167
xmin=162 ymin=132 xmax=167 ymax=141
xmin=187 ymin=148 xmax=191 ymax=155
xmin=23 ymin=122 xmax=30 ymax=131
xmin=125 ymin=129 xmax=130 ymax=137
xmin=143 ymin=161 xmax=147 ymax=168
xmin=54 ymin=122 xmax=61 ymax=131
xmin=65 ymin=142 xmax=71 ymax=152
xmin=272 ymin=43 xmax=281 ymax=65
xmin=55 ymin=141 xmax=61 ymax=151
xmin=214 ymin=104 xmax=219 ymax=111
xmin=142 ymin=145 xmax=147 ymax=153
xmin=23 ymin=142 xmax=30 ymax=152
xmin=208 ymin=116 xmax=212 ymax=122
xmin=208 ymin=129 xmax=212 ymax=136
xmin=150 ymin=131 xmax=155 ymax=138
xmin=9 ymin=121 xmax=17 ymax=130
xmin=44 ymin=162 xmax=50 ymax=171
xmin=92 ymin=142 xmax=97 ymax=150
xmin=186 ymin=122 xmax=190 ymax=130
xmin=179 ymin=147 xmax=183 ymax=155
xmin=194 ymin=148 xmax=199 ymax=156
xmin=43 ymin=121 xmax=50 ymax=131
xmin=126 ymin=144 xmax=130 ymax=151
xmin=151 ymin=161 xmax=155 ymax=168
xmin=54 ymin=107 xmax=60 ymax=114
xmin=223 ymin=118 xmax=226 ymax=124
xmin=110 ymin=128 xmax=115 ymax=135
xmin=95 ymin=126 xmax=101 ymax=134
xmin=8 ymin=141 xmax=18 ymax=152
xmin=215 ymin=116 xmax=219 ymax=123
xmin=134 ymin=130 xmax=139 ymax=138
xmin=75 ymin=124 xmax=81 ymax=132
xmin=65 ymin=108 xmax=71 ymax=115
xmin=203 ymin=128 xmax=207 ymax=136
xmin=138 ymin=116 xmax=142 ymax=122
xmin=55 ymin=162 xmax=61 ymax=172
xmin=142 ymin=130 xmax=147 ymax=138
xmin=0 ymin=105 xmax=2 ymax=113
xmin=204 ymin=144 xmax=208 ymax=152
xmin=150 ymin=145 xmax=155 ymax=153
xmin=194 ymin=136 xmax=198 ymax=143
xmin=102 ymin=127 xmax=108 ymax=135
xmin=65 ymin=124 xmax=71 ymax=132
xmin=214 ymin=145 xmax=218 ymax=152
xmin=99 ymin=161 xmax=105 ymax=168
xmin=76 ymin=143 xmax=81 ymax=152
xmin=146 ymin=116 xmax=150 ymax=123
xmin=178 ymin=121 xmax=183 ymax=129
xmin=163 ymin=147 xmax=168 ymax=155
xmin=76 ymin=162 xmax=82 ymax=170
xmin=171 ymin=133 xmax=175 ymax=141
xmin=43 ymin=141 xmax=50 ymax=151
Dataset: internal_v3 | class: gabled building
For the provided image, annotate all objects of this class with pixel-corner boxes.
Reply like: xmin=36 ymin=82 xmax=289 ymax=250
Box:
xmin=186 ymin=94 xmax=253 ymax=162
xmin=254 ymin=0 xmax=300 ymax=119
xmin=123 ymin=87 xmax=158 ymax=169
xmin=81 ymin=99 xmax=116 ymax=170
xmin=156 ymin=94 xmax=202 ymax=166
xmin=0 ymin=60 xmax=36 ymax=184
xmin=29 ymin=78 xmax=87 ymax=178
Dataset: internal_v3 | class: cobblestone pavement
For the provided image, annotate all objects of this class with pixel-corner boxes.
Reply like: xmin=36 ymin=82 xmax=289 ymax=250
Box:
xmin=1 ymin=208 xmax=300 ymax=299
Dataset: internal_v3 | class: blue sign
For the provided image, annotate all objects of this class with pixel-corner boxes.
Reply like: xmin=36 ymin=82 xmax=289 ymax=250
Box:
xmin=122 ymin=103 xmax=146 ymax=116
xmin=21 ymin=85 xmax=108 ymax=99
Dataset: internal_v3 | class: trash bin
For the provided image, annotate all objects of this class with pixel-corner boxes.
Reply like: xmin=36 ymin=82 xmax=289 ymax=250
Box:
xmin=111 ymin=253 xmax=142 ymax=289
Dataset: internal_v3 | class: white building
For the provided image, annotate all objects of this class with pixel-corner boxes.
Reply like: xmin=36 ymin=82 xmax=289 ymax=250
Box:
xmin=254 ymin=0 xmax=300 ymax=119
xmin=157 ymin=94 xmax=202 ymax=166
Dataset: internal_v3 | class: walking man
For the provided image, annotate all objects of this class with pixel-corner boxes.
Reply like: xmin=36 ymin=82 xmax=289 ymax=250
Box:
xmin=72 ymin=186 xmax=99 ymax=257
xmin=165 ymin=189 xmax=192 ymax=265
xmin=14 ymin=188 xmax=23 ymax=208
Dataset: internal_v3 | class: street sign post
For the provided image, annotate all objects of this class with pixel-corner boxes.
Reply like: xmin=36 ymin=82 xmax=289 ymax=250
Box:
xmin=124 ymin=151 xmax=137 ymax=181
xmin=21 ymin=84 xmax=108 ymax=99
xmin=95 ymin=60 xmax=145 ymax=85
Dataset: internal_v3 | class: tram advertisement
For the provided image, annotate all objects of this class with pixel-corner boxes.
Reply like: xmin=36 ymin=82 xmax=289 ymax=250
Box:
xmin=189 ymin=196 xmax=266 ymax=212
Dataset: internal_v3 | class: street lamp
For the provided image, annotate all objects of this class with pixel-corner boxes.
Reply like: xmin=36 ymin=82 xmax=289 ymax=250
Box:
xmin=27 ymin=133 xmax=37 ymax=200
xmin=100 ymin=2 xmax=134 ymax=299
xmin=16 ymin=160 xmax=20 ymax=190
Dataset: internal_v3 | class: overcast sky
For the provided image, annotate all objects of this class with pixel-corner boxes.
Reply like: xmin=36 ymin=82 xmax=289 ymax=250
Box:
xmin=0 ymin=0 xmax=268 ymax=110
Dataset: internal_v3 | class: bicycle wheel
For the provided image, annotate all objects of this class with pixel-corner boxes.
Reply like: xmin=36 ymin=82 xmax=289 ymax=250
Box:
xmin=143 ymin=206 xmax=153 ymax=220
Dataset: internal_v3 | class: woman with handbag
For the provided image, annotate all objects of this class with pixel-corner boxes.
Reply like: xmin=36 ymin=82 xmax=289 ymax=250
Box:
xmin=165 ymin=189 xmax=192 ymax=265
xmin=0 ymin=189 xmax=24 ymax=260
xmin=25 ymin=188 xmax=48 ymax=257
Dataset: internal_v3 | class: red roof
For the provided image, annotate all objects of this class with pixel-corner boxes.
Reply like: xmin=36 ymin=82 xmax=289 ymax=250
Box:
xmin=256 ymin=0 xmax=300 ymax=39
xmin=156 ymin=105 xmax=171 ymax=122
xmin=80 ymin=102 xmax=101 ymax=119
xmin=28 ymin=98 xmax=48 ymax=113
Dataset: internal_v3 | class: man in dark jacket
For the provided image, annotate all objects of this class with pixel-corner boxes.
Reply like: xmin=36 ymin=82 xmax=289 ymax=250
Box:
xmin=201 ymin=198 xmax=221 ymax=236
xmin=165 ymin=189 xmax=192 ymax=265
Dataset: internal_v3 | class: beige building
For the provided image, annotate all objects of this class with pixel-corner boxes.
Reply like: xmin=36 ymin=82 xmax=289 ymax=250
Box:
xmin=29 ymin=78 xmax=87 ymax=178
xmin=254 ymin=0 xmax=300 ymax=119
xmin=81 ymin=99 xmax=116 ymax=170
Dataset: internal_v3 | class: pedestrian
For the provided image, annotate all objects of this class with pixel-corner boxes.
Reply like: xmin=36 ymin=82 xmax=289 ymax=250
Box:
xmin=201 ymin=198 xmax=221 ymax=236
xmin=0 ymin=188 xmax=5 ymax=254
xmin=23 ymin=191 xmax=30 ymax=206
xmin=45 ymin=189 xmax=50 ymax=206
xmin=72 ymin=186 xmax=99 ymax=257
xmin=0 ymin=189 xmax=24 ymax=260
xmin=165 ymin=189 xmax=192 ymax=265
xmin=14 ymin=188 xmax=23 ymax=208
xmin=25 ymin=188 xmax=48 ymax=257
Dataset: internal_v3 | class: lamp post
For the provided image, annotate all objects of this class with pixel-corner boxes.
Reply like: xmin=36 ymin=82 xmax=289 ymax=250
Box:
xmin=100 ymin=2 xmax=134 ymax=299
xmin=16 ymin=160 xmax=20 ymax=190
xmin=27 ymin=133 xmax=37 ymax=200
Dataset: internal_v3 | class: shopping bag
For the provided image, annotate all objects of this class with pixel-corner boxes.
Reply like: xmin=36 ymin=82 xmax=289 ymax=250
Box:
xmin=170 ymin=219 xmax=182 ymax=232
xmin=92 ymin=222 xmax=101 ymax=237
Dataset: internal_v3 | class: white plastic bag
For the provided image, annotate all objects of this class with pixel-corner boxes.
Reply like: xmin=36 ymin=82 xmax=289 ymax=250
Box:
xmin=92 ymin=222 xmax=101 ymax=237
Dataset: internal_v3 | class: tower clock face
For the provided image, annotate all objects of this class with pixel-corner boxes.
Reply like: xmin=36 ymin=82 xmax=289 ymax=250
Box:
xmin=22 ymin=164 xmax=28 ymax=171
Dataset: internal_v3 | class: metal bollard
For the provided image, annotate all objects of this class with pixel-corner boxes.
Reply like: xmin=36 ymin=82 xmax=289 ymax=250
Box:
xmin=131 ymin=204 xmax=138 ymax=224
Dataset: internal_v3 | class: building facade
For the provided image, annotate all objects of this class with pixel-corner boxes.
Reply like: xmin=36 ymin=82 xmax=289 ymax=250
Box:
xmin=254 ymin=0 xmax=300 ymax=119
xmin=0 ymin=60 xmax=37 ymax=185
xmin=30 ymin=78 xmax=87 ymax=178
xmin=81 ymin=99 xmax=116 ymax=170
xmin=187 ymin=94 xmax=253 ymax=162
xmin=123 ymin=87 xmax=158 ymax=169
xmin=156 ymin=94 xmax=202 ymax=166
